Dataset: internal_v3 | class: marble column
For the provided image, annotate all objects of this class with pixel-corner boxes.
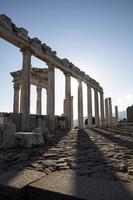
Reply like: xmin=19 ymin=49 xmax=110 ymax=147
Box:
xmin=108 ymin=97 xmax=113 ymax=127
xmin=20 ymin=48 xmax=31 ymax=114
xmin=94 ymin=89 xmax=99 ymax=127
xmin=105 ymin=98 xmax=109 ymax=126
xmin=47 ymin=63 xmax=55 ymax=116
xmin=115 ymin=106 xmax=118 ymax=124
xmin=13 ymin=83 xmax=20 ymax=113
xmin=87 ymin=84 xmax=92 ymax=127
xmin=36 ymin=86 xmax=42 ymax=115
xmin=78 ymin=79 xmax=83 ymax=129
xmin=64 ymin=72 xmax=72 ymax=129
xmin=71 ymin=96 xmax=73 ymax=129
xmin=100 ymin=91 xmax=105 ymax=127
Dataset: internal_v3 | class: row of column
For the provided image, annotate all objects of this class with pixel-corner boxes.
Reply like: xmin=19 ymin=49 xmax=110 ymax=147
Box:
xmin=13 ymin=48 xmax=115 ymax=130
xmin=78 ymin=81 xmax=105 ymax=129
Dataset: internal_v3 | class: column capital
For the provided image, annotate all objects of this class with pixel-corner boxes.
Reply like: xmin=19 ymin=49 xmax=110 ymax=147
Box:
xmin=77 ymin=78 xmax=82 ymax=83
xmin=36 ymin=85 xmax=42 ymax=91
xmin=20 ymin=47 xmax=32 ymax=55
xmin=47 ymin=62 xmax=55 ymax=70
xmin=63 ymin=71 xmax=71 ymax=77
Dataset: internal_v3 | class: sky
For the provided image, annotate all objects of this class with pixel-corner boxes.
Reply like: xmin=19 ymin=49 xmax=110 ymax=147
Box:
xmin=0 ymin=0 xmax=133 ymax=119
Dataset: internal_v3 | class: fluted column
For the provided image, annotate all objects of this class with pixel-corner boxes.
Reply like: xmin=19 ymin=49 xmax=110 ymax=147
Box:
xmin=36 ymin=86 xmax=42 ymax=115
xmin=108 ymin=97 xmax=113 ymax=127
xmin=105 ymin=98 xmax=109 ymax=126
xmin=87 ymin=84 xmax=92 ymax=127
xmin=94 ymin=89 xmax=99 ymax=127
xmin=78 ymin=79 xmax=83 ymax=129
xmin=47 ymin=63 xmax=55 ymax=116
xmin=20 ymin=48 xmax=31 ymax=114
xmin=13 ymin=83 xmax=20 ymax=113
xmin=100 ymin=91 xmax=105 ymax=127
xmin=64 ymin=72 xmax=72 ymax=129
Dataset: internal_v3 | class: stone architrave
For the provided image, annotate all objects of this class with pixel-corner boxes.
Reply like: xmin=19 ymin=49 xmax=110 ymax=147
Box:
xmin=100 ymin=92 xmax=105 ymax=127
xmin=47 ymin=63 xmax=55 ymax=116
xmin=20 ymin=48 xmax=31 ymax=114
xmin=94 ymin=89 xmax=99 ymax=127
xmin=87 ymin=84 xmax=92 ymax=127
xmin=105 ymin=98 xmax=109 ymax=126
xmin=78 ymin=79 xmax=83 ymax=129
xmin=13 ymin=83 xmax=20 ymax=113
xmin=108 ymin=97 xmax=113 ymax=127
xmin=36 ymin=86 xmax=42 ymax=115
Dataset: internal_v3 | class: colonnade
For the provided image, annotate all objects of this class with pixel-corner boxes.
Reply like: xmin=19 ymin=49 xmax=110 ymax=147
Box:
xmin=12 ymin=49 xmax=116 ymax=130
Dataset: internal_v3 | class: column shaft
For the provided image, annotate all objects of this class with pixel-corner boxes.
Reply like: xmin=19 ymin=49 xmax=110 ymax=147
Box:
xmin=94 ymin=89 xmax=99 ymax=127
xmin=115 ymin=106 xmax=118 ymax=124
xmin=87 ymin=84 xmax=92 ymax=127
xmin=47 ymin=63 xmax=55 ymax=116
xmin=64 ymin=73 xmax=72 ymax=129
xmin=36 ymin=86 xmax=42 ymax=115
xmin=100 ymin=92 xmax=105 ymax=127
xmin=13 ymin=83 xmax=20 ymax=113
xmin=78 ymin=80 xmax=83 ymax=129
xmin=108 ymin=97 xmax=113 ymax=126
xmin=105 ymin=98 xmax=109 ymax=126
xmin=20 ymin=49 xmax=31 ymax=114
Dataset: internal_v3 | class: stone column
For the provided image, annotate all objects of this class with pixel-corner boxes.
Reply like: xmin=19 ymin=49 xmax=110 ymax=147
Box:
xmin=20 ymin=48 xmax=31 ymax=131
xmin=115 ymin=105 xmax=118 ymax=125
xmin=100 ymin=91 xmax=105 ymax=127
xmin=36 ymin=86 xmax=42 ymax=115
xmin=64 ymin=72 xmax=72 ymax=129
xmin=71 ymin=96 xmax=73 ymax=129
xmin=94 ymin=89 xmax=99 ymax=127
xmin=87 ymin=84 xmax=92 ymax=127
xmin=78 ymin=79 xmax=83 ymax=129
xmin=13 ymin=82 xmax=20 ymax=113
xmin=47 ymin=63 xmax=55 ymax=130
xmin=47 ymin=63 xmax=55 ymax=116
xmin=20 ymin=48 xmax=31 ymax=114
xmin=108 ymin=97 xmax=113 ymax=127
xmin=105 ymin=98 xmax=109 ymax=126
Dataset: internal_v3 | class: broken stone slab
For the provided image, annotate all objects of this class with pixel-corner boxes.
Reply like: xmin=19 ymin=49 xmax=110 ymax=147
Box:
xmin=27 ymin=170 xmax=133 ymax=200
xmin=15 ymin=131 xmax=44 ymax=148
xmin=0 ymin=169 xmax=45 ymax=200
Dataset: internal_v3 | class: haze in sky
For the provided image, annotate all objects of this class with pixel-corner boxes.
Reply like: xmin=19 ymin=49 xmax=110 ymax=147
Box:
xmin=0 ymin=0 xmax=133 ymax=119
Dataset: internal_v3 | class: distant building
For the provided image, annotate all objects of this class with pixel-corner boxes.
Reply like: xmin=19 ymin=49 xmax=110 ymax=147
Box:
xmin=127 ymin=105 xmax=133 ymax=122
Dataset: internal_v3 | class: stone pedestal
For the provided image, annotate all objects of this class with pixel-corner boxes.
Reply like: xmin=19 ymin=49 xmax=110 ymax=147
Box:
xmin=100 ymin=92 xmax=105 ymax=127
xmin=36 ymin=86 xmax=42 ymax=115
xmin=20 ymin=48 xmax=31 ymax=114
xmin=94 ymin=89 xmax=99 ymax=127
xmin=47 ymin=63 xmax=55 ymax=116
xmin=87 ymin=84 xmax=92 ymax=128
xmin=78 ymin=80 xmax=83 ymax=129
xmin=13 ymin=83 xmax=20 ymax=113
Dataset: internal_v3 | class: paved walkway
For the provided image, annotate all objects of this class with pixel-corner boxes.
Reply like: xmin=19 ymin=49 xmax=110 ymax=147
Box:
xmin=0 ymin=127 xmax=133 ymax=199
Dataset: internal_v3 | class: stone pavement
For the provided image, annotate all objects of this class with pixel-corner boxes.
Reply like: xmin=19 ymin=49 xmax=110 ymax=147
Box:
xmin=0 ymin=127 xmax=133 ymax=199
